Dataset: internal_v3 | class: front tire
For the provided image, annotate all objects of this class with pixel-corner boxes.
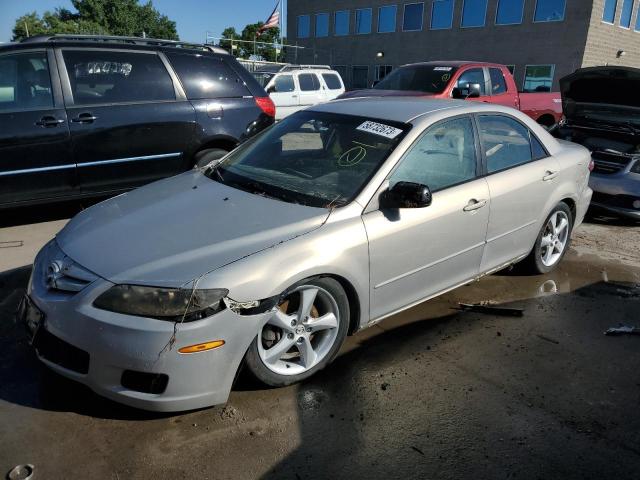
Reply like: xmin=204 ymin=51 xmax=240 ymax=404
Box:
xmin=521 ymin=202 xmax=573 ymax=274
xmin=244 ymin=277 xmax=350 ymax=387
xmin=193 ymin=148 xmax=229 ymax=169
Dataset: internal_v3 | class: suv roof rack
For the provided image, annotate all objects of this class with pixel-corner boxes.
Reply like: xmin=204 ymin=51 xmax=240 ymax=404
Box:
xmin=21 ymin=34 xmax=229 ymax=54
xmin=280 ymin=64 xmax=331 ymax=71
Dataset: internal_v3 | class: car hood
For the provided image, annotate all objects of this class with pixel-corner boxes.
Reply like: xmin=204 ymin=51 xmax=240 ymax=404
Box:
xmin=337 ymin=89 xmax=435 ymax=100
xmin=56 ymin=171 xmax=329 ymax=287
xmin=560 ymin=67 xmax=640 ymax=131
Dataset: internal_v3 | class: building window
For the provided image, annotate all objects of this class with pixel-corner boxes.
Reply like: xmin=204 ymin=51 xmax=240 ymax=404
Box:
xmin=315 ymin=13 xmax=329 ymax=37
xmin=619 ymin=0 xmax=634 ymax=27
xmin=636 ymin=6 xmax=640 ymax=30
xmin=523 ymin=65 xmax=555 ymax=92
xmin=335 ymin=10 xmax=350 ymax=36
xmin=431 ymin=0 xmax=454 ymax=29
xmin=534 ymin=0 xmax=566 ymax=22
xmin=297 ymin=15 xmax=311 ymax=38
xmin=352 ymin=66 xmax=369 ymax=89
xmin=403 ymin=3 xmax=425 ymax=31
xmin=461 ymin=0 xmax=488 ymax=27
xmin=496 ymin=0 xmax=525 ymax=25
xmin=602 ymin=0 xmax=618 ymax=23
xmin=378 ymin=5 xmax=397 ymax=33
xmin=375 ymin=65 xmax=393 ymax=81
xmin=355 ymin=8 xmax=372 ymax=34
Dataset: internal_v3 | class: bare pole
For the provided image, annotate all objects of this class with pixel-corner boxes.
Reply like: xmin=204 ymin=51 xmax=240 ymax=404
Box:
xmin=279 ymin=0 xmax=284 ymax=63
xmin=24 ymin=21 xmax=30 ymax=38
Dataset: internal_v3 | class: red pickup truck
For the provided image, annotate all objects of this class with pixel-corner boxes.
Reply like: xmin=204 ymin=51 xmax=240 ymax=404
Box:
xmin=340 ymin=61 xmax=563 ymax=127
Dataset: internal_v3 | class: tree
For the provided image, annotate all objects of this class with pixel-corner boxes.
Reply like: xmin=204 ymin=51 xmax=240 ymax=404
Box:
xmin=11 ymin=0 xmax=178 ymax=41
xmin=219 ymin=23 xmax=280 ymax=62
xmin=219 ymin=27 xmax=239 ymax=55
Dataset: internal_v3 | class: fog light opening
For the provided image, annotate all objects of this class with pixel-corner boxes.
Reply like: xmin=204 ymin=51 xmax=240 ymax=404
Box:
xmin=632 ymin=200 xmax=640 ymax=210
xmin=178 ymin=340 xmax=225 ymax=354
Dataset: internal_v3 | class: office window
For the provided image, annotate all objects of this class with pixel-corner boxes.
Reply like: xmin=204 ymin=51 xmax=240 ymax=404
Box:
xmin=523 ymin=65 xmax=554 ymax=92
xmin=355 ymin=8 xmax=372 ymax=34
xmin=378 ymin=5 xmax=397 ymax=33
xmin=602 ymin=0 xmax=618 ymax=22
xmin=403 ymin=3 xmax=425 ymax=31
xmin=352 ymin=66 xmax=369 ymax=89
xmin=461 ymin=0 xmax=488 ymax=27
xmin=534 ymin=0 xmax=566 ymax=22
xmin=335 ymin=10 xmax=350 ymax=35
xmin=431 ymin=0 xmax=454 ymax=29
xmin=636 ymin=6 xmax=640 ymax=29
xmin=316 ymin=13 xmax=329 ymax=37
xmin=496 ymin=0 xmax=525 ymax=25
xmin=375 ymin=65 xmax=393 ymax=81
xmin=298 ymin=15 xmax=311 ymax=38
xmin=619 ymin=0 xmax=634 ymax=27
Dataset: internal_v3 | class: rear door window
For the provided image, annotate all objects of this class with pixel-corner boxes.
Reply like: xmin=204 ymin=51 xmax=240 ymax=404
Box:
xmin=0 ymin=51 xmax=53 ymax=111
xmin=298 ymin=73 xmax=321 ymax=91
xmin=322 ymin=73 xmax=343 ymax=90
xmin=489 ymin=68 xmax=507 ymax=95
xmin=478 ymin=115 xmax=537 ymax=173
xmin=167 ymin=53 xmax=250 ymax=99
xmin=62 ymin=49 xmax=175 ymax=105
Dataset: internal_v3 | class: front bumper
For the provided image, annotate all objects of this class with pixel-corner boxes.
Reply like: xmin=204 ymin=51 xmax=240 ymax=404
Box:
xmin=589 ymin=172 xmax=640 ymax=219
xmin=28 ymin=242 xmax=271 ymax=412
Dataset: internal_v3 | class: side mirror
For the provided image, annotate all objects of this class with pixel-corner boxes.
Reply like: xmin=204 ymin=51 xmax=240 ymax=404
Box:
xmin=372 ymin=80 xmax=380 ymax=87
xmin=267 ymin=85 xmax=276 ymax=94
xmin=452 ymin=83 xmax=481 ymax=99
xmin=380 ymin=181 xmax=432 ymax=209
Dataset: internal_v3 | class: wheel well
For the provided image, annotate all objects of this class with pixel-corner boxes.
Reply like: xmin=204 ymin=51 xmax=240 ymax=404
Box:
xmin=319 ymin=274 xmax=361 ymax=336
xmin=537 ymin=114 xmax=556 ymax=127
xmin=194 ymin=139 xmax=237 ymax=159
xmin=560 ymin=198 xmax=576 ymax=221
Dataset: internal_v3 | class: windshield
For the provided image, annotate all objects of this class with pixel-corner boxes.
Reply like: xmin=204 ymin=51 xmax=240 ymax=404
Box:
xmin=374 ymin=65 xmax=458 ymax=94
xmin=253 ymin=72 xmax=274 ymax=88
xmin=206 ymin=111 xmax=409 ymax=208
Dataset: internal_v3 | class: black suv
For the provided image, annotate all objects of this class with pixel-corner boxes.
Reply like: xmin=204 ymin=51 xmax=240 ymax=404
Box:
xmin=0 ymin=35 xmax=275 ymax=208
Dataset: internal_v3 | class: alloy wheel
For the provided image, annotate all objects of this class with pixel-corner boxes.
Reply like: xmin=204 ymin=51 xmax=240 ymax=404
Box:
xmin=540 ymin=211 xmax=570 ymax=267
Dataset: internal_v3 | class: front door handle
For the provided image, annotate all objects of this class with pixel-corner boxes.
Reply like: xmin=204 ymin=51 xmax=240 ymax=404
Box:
xmin=463 ymin=198 xmax=487 ymax=212
xmin=542 ymin=170 xmax=558 ymax=181
xmin=71 ymin=113 xmax=97 ymax=123
xmin=35 ymin=116 xmax=65 ymax=127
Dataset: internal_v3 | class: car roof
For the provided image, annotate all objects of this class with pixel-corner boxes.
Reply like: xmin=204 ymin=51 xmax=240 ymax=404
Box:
xmin=402 ymin=60 xmax=505 ymax=69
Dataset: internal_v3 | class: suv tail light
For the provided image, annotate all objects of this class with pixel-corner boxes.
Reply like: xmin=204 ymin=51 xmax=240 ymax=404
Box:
xmin=255 ymin=96 xmax=275 ymax=117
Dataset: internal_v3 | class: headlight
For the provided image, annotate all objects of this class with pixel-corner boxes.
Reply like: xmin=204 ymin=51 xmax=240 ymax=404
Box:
xmin=631 ymin=159 xmax=640 ymax=174
xmin=93 ymin=285 xmax=228 ymax=322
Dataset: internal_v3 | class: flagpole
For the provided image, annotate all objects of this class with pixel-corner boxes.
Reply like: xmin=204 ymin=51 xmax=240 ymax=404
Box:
xmin=279 ymin=0 xmax=284 ymax=63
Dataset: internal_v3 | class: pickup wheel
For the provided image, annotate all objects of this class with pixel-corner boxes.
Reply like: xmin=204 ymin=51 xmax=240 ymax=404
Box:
xmin=193 ymin=148 xmax=229 ymax=169
xmin=521 ymin=203 xmax=573 ymax=274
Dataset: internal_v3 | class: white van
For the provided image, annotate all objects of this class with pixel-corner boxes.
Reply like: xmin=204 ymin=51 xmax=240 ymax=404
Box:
xmin=254 ymin=66 xmax=345 ymax=120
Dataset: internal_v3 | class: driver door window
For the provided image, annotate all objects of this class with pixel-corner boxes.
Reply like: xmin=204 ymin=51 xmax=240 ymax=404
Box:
xmin=390 ymin=116 xmax=478 ymax=191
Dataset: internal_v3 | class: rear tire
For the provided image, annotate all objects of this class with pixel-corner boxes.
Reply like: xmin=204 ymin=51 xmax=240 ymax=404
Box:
xmin=520 ymin=202 xmax=573 ymax=274
xmin=193 ymin=148 xmax=229 ymax=169
xmin=244 ymin=277 xmax=350 ymax=387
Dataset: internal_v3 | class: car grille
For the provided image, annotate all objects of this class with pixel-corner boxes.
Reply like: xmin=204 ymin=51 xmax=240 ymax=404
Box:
xmin=33 ymin=328 xmax=90 ymax=374
xmin=591 ymin=192 xmax=640 ymax=210
xmin=591 ymin=151 xmax=632 ymax=175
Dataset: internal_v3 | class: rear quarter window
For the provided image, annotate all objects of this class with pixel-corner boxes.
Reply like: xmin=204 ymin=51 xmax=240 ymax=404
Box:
xmin=322 ymin=73 xmax=343 ymax=90
xmin=167 ymin=53 xmax=250 ymax=99
xmin=298 ymin=73 xmax=320 ymax=91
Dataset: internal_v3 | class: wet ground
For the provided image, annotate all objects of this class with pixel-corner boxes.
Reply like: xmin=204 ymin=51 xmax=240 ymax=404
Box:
xmin=1 ymin=205 xmax=639 ymax=480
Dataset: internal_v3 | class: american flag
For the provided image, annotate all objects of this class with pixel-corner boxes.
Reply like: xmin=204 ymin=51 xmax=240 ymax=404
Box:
xmin=257 ymin=1 xmax=280 ymax=35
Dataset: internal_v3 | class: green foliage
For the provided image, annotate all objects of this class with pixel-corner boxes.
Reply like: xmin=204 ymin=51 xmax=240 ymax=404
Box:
xmin=11 ymin=0 xmax=178 ymax=41
xmin=219 ymin=23 xmax=280 ymax=62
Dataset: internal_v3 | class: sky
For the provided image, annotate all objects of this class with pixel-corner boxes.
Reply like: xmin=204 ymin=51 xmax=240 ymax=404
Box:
xmin=0 ymin=0 xmax=286 ymax=43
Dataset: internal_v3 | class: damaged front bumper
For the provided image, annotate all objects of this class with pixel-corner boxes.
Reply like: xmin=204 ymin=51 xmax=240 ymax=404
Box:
xmin=27 ymin=256 xmax=272 ymax=412
xmin=590 ymin=171 xmax=640 ymax=219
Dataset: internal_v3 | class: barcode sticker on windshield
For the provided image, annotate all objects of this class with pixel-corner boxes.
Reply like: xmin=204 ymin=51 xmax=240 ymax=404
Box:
xmin=356 ymin=121 xmax=403 ymax=139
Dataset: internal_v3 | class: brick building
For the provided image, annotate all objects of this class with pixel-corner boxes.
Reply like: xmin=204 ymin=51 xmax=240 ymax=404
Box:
xmin=286 ymin=0 xmax=640 ymax=90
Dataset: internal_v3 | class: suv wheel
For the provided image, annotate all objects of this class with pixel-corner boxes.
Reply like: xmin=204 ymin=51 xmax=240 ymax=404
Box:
xmin=193 ymin=148 xmax=229 ymax=169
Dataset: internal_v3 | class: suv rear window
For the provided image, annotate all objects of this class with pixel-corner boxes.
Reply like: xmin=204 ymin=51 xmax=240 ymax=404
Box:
xmin=322 ymin=73 xmax=342 ymax=90
xmin=167 ymin=53 xmax=249 ymax=99
xmin=62 ymin=50 xmax=175 ymax=105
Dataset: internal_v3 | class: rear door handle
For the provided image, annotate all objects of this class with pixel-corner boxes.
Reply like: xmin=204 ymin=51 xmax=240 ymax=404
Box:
xmin=463 ymin=198 xmax=487 ymax=212
xmin=71 ymin=113 xmax=97 ymax=123
xmin=542 ymin=170 xmax=558 ymax=181
xmin=35 ymin=116 xmax=65 ymax=127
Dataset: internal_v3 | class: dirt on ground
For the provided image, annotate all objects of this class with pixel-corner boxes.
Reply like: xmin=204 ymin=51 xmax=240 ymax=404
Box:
xmin=0 ymin=208 xmax=639 ymax=480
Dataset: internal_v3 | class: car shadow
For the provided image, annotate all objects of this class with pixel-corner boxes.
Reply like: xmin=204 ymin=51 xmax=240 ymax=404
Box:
xmin=584 ymin=207 xmax=640 ymax=227
xmin=0 ymin=198 xmax=103 ymax=229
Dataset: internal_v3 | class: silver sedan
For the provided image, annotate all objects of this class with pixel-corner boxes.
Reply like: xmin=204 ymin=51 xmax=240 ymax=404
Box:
xmin=22 ymin=98 xmax=593 ymax=411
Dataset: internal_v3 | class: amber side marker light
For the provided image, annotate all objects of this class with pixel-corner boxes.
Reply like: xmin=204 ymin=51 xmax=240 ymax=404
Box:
xmin=178 ymin=340 xmax=225 ymax=354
